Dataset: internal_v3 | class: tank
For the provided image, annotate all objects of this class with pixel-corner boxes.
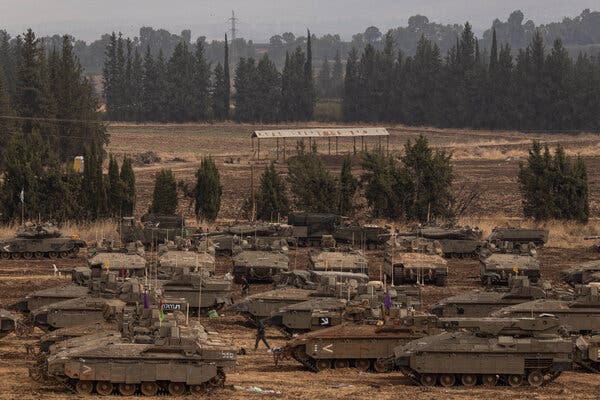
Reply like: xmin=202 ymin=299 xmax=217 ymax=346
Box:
xmin=231 ymin=288 xmax=315 ymax=321
xmin=16 ymin=284 xmax=90 ymax=313
xmin=480 ymin=253 xmax=540 ymax=285
xmin=161 ymin=271 xmax=232 ymax=315
xmin=158 ymin=241 xmax=216 ymax=277
xmin=430 ymin=276 xmax=568 ymax=317
xmin=390 ymin=315 xmax=572 ymax=387
xmin=488 ymin=227 xmax=549 ymax=248
xmin=232 ymin=250 xmax=289 ymax=283
xmin=274 ymin=314 xmax=440 ymax=372
xmin=574 ymin=335 xmax=600 ymax=373
xmin=288 ymin=212 xmax=341 ymax=246
xmin=333 ymin=223 xmax=391 ymax=249
xmin=87 ymin=241 xmax=147 ymax=278
xmin=561 ymin=260 xmax=600 ymax=286
xmin=274 ymin=270 xmax=370 ymax=289
xmin=35 ymin=308 xmax=237 ymax=396
xmin=206 ymin=222 xmax=294 ymax=255
xmin=309 ymin=249 xmax=368 ymax=274
xmin=118 ymin=214 xmax=188 ymax=248
xmin=0 ymin=309 xmax=17 ymax=338
xmin=491 ymin=283 xmax=600 ymax=334
xmin=0 ymin=223 xmax=86 ymax=260
xmin=384 ymin=238 xmax=448 ymax=286
xmin=416 ymin=226 xmax=483 ymax=258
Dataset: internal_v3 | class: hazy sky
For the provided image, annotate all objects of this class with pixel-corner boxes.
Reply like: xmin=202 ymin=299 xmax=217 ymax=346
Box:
xmin=1 ymin=0 xmax=597 ymax=42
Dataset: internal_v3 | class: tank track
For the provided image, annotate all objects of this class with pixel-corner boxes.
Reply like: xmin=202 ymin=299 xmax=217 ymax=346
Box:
xmin=575 ymin=359 xmax=600 ymax=374
xmin=398 ymin=368 xmax=562 ymax=387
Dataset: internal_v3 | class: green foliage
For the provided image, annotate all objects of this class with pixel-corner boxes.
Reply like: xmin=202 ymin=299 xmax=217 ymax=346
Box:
xmin=518 ymin=141 xmax=589 ymax=222
xmin=149 ymin=169 xmax=178 ymax=215
xmin=107 ymin=155 xmax=122 ymax=216
xmin=338 ymin=156 xmax=358 ymax=215
xmin=194 ymin=157 xmax=222 ymax=222
xmin=255 ymin=162 xmax=289 ymax=221
xmin=287 ymin=147 xmax=338 ymax=213
xmin=119 ymin=156 xmax=136 ymax=215
xmin=361 ymin=135 xmax=453 ymax=222
xmin=82 ymin=144 xmax=107 ymax=220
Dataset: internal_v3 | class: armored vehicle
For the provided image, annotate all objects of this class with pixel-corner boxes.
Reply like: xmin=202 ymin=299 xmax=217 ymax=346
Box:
xmin=430 ymin=276 xmax=568 ymax=317
xmin=158 ymin=242 xmax=215 ymax=277
xmin=0 ymin=223 xmax=86 ymax=260
xmin=161 ymin=271 xmax=232 ymax=315
xmin=491 ymin=283 xmax=600 ymax=334
xmin=416 ymin=226 xmax=483 ymax=258
xmin=309 ymin=249 xmax=368 ymax=274
xmin=37 ymin=312 xmax=237 ymax=396
xmin=480 ymin=252 xmax=540 ymax=285
xmin=119 ymin=214 xmax=188 ymax=248
xmin=232 ymin=250 xmax=289 ymax=283
xmin=16 ymin=284 xmax=90 ymax=313
xmin=0 ymin=309 xmax=17 ymax=338
xmin=274 ymin=270 xmax=370 ymax=289
xmin=561 ymin=260 xmax=600 ymax=286
xmin=232 ymin=288 xmax=314 ymax=321
xmin=206 ymin=222 xmax=294 ymax=255
xmin=274 ymin=314 xmax=440 ymax=372
xmin=384 ymin=238 xmax=448 ymax=286
xmin=390 ymin=315 xmax=572 ymax=387
xmin=574 ymin=335 xmax=600 ymax=373
xmin=87 ymin=241 xmax=147 ymax=277
xmin=333 ymin=223 xmax=391 ymax=249
xmin=488 ymin=227 xmax=549 ymax=248
xmin=288 ymin=212 xmax=341 ymax=246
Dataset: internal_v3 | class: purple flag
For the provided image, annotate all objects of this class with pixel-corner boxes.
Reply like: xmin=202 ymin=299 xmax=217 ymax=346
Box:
xmin=143 ymin=291 xmax=150 ymax=309
xmin=384 ymin=290 xmax=392 ymax=311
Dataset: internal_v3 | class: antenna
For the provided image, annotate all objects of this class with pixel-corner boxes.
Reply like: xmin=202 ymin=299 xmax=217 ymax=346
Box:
xmin=228 ymin=10 xmax=238 ymax=65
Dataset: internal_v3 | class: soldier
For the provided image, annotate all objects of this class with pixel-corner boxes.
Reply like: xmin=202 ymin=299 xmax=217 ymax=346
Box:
xmin=254 ymin=320 xmax=270 ymax=350
xmin=241 ymin=276 xmax=250 ymax=297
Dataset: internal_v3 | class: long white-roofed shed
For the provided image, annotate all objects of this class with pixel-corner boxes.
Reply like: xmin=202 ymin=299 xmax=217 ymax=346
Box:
xmin=250 ymin=127 xmax=389 ymax=159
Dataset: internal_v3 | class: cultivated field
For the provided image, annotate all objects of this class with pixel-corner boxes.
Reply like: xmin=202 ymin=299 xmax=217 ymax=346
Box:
xmin=1 ymin=123 xmax=600 ymax=399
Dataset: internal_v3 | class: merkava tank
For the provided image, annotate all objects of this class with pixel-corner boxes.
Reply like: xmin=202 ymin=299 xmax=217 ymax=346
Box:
xmin=491 ymin=283 xmax=600 ymax=334
xmin=288 ymin=212 xmax=341 ymax=246
xmin=274 ymin=269 xmax=370 ymax=289
xmin=480 ymin=242 xmax=540 ymax=285
xmin=274 ymin=313 xmax=440 ymax=372
xmin=35 ymin=307 xmax=237 ymax=396
xmin=16 ymin=283 xmax=90 ymax=313
xmin=232 ymin=243 xmax=289 ymax=283
xmin=0 ymin=309 xmax=17 ymax=338
xmin=384 ymin=237 xmax=448 ymax=286
xmin=205 ymin=221 xmax=294 ymax=255
xmin=487 ymin=227 xmax=549 ymax=249
xmin=86 ymin=240 xmax=147 ymax=278
xmin=415 ymin=225 xmax=483 ymax=258
xmin=332 ymin=222 xmax=391 ymax=249
xmin=309 ymin=249 xmax=368 ymax=274
xmin=389 ymin=315 xmax=572 ymax=387
xmin=561 ymin=260 xmax=600 ymax=286
xmin=161 ymin=269 xmax=232 ymax=315
xmin=430 ymin=276 xmax=570 ymax=317
xmin=0 ymin=223 xmax=86 ymax=260
xmin=157 ymin=239 xmax=216 ymax=278
xmin=119 ymin=214 xmax=188 ymax=249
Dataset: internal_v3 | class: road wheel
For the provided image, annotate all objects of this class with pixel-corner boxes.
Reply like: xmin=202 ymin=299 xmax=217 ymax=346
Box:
xmin=11 ymin=252 xmax=21 ymax=260
xmin=75 ymin=380 xmax=93 ymax=395
xmin=527 ymin=370 xmax=544 ymax=387
xmin=315 ymin=359 xmax=331 ymax=371
xmin=0 ymin=252 xmax=10 ymax=259
xmin=58 ymin=251 xmax=69 ymax=258
xmin=439 ymin=374 xmax=456 ymax=387
xmin=190 ymin=384 xmax=207 ymax=395
xmin=355 ymin=359 xmax=371 ymax=372
xmin=95 ymin=381 xmax=113 ymax=396
xmin=118 ymin=383 xmax=136 ymax=396
xmin=420 ymin=374 xmax=437 ymax=386
xmin=22 ymin=252 xmax=33 ymax=260
xmin=481 ymin=374 xmax=498 ymax=387
xmin=168 ymin=382 xmax=186 ymax=396
xmin=47 ymin=251 xmax=58 ymax=259
xmin=140 ymin=382 xmax=158 ymax=396
xmin=373 ymin=359 xmax=390 ymax=373
xmin=34 ymin=252 xmax=44 ymax=259
xmin=507 ymin=374 xmax=524 ymax=387
xmin=461 ymin=374 xmax=477 ymax=387
xmin=334 ymin=359 xmax=350 ymax=369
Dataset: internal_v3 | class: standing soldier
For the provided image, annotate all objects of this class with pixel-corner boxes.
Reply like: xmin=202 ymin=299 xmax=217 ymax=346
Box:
xmin=241 ymin=276 xmax=250 ymax=297
xmin=254 ymin=320 xmax=270 ymax=350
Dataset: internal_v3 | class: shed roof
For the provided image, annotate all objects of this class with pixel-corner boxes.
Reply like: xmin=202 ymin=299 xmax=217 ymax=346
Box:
xmin=251 ymin=127 xmax=389 ymax=139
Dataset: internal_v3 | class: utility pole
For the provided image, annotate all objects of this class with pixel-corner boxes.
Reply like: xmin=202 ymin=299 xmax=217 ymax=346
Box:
xmin=228 ymin=10 xmax=238 ymax=69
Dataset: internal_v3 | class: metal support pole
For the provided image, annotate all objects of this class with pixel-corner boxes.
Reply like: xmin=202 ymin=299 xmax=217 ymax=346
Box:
xmin=353 ymin=137 xmax=356 ymax=154
xmin=276 ymin=138 xmax=279 ymax=160
xmin=335 ymin=137 xmax=338 ymax=154
xmin=309 ymin=137 xmax=312 ymax=151
xmin=283 ymin=138 xmax=286 ymax=161
xmin=387 ymin=135 xmax=390 ymax=155
xmin=257 ymin=139 xmax=260 ymax=159
xmin=252 ymin=137 xmax=255 ymax=158
xmin=361 ymin=136 xmax=364 ymax=151
xmin=328 ymin=137 xmax=331 ymax=155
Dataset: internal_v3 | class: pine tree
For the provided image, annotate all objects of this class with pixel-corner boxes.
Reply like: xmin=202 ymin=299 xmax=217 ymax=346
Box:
xmin=255 ymin=162 xmax=289 ymax=221
xmin=212 ymin=63 xmax=227 ymax=120
xmin=338 ymin=155 xmax=357 ymax=215
xmin=317 ymin=57 xmax=331 ymax=99
xmin=489 ymin=28 xmax=498 ymax=73
xmin=342 ymin=48 xmax=359 ymax=121
xmin=131 ymin=49 xmax=143 ymax=121
xmin=120 ymin=156 xmax=136 ymax=215
xmin=287 ymin=148 xmax=338 ymax=213
xmin=254 ymin=54 xmax=281 ymax=122
xmin=165 ymin=42 xmax=195 ymax=121
xmin=149 ymin=169 xmax=178 ymax=215
xmin=331 ymin=50 xmax=344 ymax=98
xmin=233 ymin=58 xmax=257 ymax=121
xmin=107 ymin=154 xmax=122 ymax=216
xmin=193 ymin=40 xmax=211 ymax=120
xmin=194 ymin=157 xmax=222 ymax=222
xmin=0 ymin=66 xmax=14 ymax=165
xmin=303 ymin=29 xmax=315 ymax=120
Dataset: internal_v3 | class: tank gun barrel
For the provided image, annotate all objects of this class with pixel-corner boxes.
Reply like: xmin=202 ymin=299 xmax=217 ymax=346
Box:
xmin=584 ymin=236 xmax=600 ymax=240
xmin=438 ymin=315 xmax=561 ymax=336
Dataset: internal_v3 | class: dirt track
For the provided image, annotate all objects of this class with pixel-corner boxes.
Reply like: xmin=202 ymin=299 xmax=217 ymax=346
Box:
xmin=1 ymin=245 xmax=600 ymax=400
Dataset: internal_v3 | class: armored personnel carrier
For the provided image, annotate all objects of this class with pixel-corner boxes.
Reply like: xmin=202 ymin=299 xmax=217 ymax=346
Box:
xmin=430 ymin=276 xmax=568 ymax=317
xmin=416 ymin=225 xmax=483 ymax=258
xmin=274 ymin=314 xmax=440 ymax=372
xmin=480 ymin=252 xmax=540 ymax=285
xmin=0 ymin=223 xmax=86 ymax=260
xmin=491 ymin=283 xmax=600 ymax=333
xmin=309 ymin=249 xmax=368 ymax=274
xmin=390 ymin=315 xmax=572 ymax=387
xmin=0 ymin=309 xmax=17 ymax=338
xmin=232 ymin=250 xmax=289 ymax=283
xmin=161 ymin=271 xmax=232 ymax=315
xmin=37 ymin=309 xmax=237 ymax=396
xmin=561 ymin=260 xmax=600 ymax=286
xmin=333 ymin=223 xmax=391 ymax=249
xmin=487 ymin=227 xmax=549 ymax=248
xmin=384 ymin=238 xmax=448 ymax=286
xmin=288 ymin=212 xmax=341 ymax=246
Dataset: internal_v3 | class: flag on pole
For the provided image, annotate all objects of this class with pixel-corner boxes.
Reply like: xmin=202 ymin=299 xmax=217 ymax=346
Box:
xmin=384 ymin=290 xmax=392 ymax=311
xmin=19 ymin=189 xmax=24 ymax=204
xmin=143 ymin=291 xmax=150 ymax=309
xmin=159 ymin=298 xmax=165 ymax=323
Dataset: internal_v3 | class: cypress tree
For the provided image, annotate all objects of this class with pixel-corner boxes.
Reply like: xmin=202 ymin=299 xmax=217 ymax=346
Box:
xmin=303 ymin=29 xmax=315 ymax=119
xmin=0 ymin=66 xmax=14 ymax=165
xmin=223 ymin=34 xmax=230 ymax=119
xmin=193 ymin=40 xmax=211 ymax=120
xmin=331 ymin=50 xmax=344 ymax=98
xmin=149 ymin=169 xmax=178 ymax=215
xmin=120 ymin=156 xmax=136 ymax=215
xmin=489 ymin=28 xmax=498 ymax=73
xmin=107 ymin=154 xmax=122 ymax=216
xmin=254 ymin=54 xmax=281 ymax=122
xmin=212 ymin=63 xmax=227 ymax=120
xmin=342 ymin=48 xmax=359 ymax=121
xmin=255 ymin=162 xmax=289 ymax=221
xmin=194 ymin=157 xmax=222 ymax=222
xmin=317 ymin=57 xmax=331 ymax=99
xmin=338 ymin=155 xmax=358 ymax=215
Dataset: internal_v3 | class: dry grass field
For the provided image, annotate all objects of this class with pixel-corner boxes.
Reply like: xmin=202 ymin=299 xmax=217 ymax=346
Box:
xmin=1 ymin=123 xmax=600 ymax=399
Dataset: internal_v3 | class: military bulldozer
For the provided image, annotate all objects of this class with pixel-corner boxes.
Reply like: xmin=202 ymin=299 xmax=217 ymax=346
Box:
xmin=0 ymin=223 xmax=86 ymax=260
xmin=389 ymin=315 xmax=572 ymax=387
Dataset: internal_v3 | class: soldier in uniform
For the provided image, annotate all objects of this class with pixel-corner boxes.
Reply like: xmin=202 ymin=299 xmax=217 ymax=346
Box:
xmin=254 ymin=320 xmax=270 ymax=350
